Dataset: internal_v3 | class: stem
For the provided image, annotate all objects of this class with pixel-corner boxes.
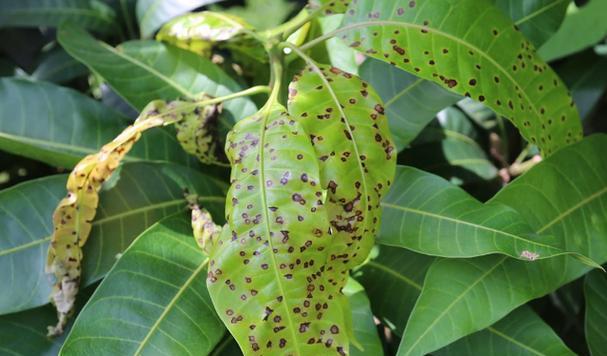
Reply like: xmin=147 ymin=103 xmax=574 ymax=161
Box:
xmin=300 ymin=26 xmax=345 ymax=51
xmin=281 ymin=42 xmax=315 ymax=67
xmin=267 ymin=47 xmax=284 ymax=104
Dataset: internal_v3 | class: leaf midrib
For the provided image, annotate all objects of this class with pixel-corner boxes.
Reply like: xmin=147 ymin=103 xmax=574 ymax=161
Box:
xmin=513 ymin=0 xmax=568 ymax=26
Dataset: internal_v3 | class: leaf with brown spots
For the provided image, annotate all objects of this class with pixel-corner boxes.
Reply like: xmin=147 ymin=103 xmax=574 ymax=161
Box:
xmin=45 ymin=99 xmax=209 ymax=336
xmin=309 ymin=0 xmax=351 ymax=14
xmin=288 ymin=64 xmax=397 ymax=281
xmin=339 ymin=0 xmax=583 ymax=156
xmin=207 ymin=102 xmax=350 ymax=355
xmin=156 ymin=11 xmax=266 ymax=61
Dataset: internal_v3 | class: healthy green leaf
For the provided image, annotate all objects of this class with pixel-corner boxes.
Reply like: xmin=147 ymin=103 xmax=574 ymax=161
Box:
xmin=435 ymin=305 xmax=575 ymax=355
xmin=343 ymin=280 xmax=384 ymax=356
xmin=0 ymin=162 xmax=226 ymax=315
xmin=209 ymin=102 xmax=350 ymax=354
xmin=340 ymin=0 xmax=583 ymax=156
xmin=288 ymin=63 xmax=397 ymax=273
xmin=0 ymin=78 xmax=197 ymax=168
xmin=31 ymin=48 xmax=88 ymax=84
xmin=62 ymin=213 xmax=225 ymax=355
xmin=0 ymin=305 xmax=66 ymax=356
xmin=493 ymin=0 xmax=570 ymax=47
xmin=398 ymin=134 xmax=607 ymax=356
xmin=213 ymin=0 xmax=296 ymax=30
xmin=584 ymin=269 xmax=607 ymax=356
xmin=360 ymin=57 xmax=460 ymax=150
xmin=381 ymin=165 xmax=578 ymax=260
xmin=136 ymin=0 xmax=221 ymax=38
xmin=57 ymin=23 xmax=257 ymax=123
xmin=538 ymin=0 xmax=607 ymax=61
xmin=352 ymin=245 xmax=433 ymax=335
xmin=0 ymin=0 xmax=117 ymax=32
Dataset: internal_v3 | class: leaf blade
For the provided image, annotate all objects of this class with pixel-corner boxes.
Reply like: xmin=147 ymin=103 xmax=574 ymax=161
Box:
xmin=585 ymin=270 xmax=607 ymax=356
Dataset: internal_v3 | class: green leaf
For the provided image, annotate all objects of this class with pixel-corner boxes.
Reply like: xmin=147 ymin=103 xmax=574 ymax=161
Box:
xmin=343 ymin=280 xmax=384 ymax=356
xmin=538 ymin=0 xmax=607 ymax=61
xmin=493 ymin=0 xmax=570 ymax=47
xmin=359 ymin=57 xmax=460 ymax=150
xmin=62 ymin=213 xmax=225 ymax=355
xmin=381 ymin=165 xmax=580 ymax=260
xmin=210 ymin=102 xmax=350 ymax=354
xmin=57 ymin=23 xmax=257 ymax=123
xmin=0 ymin=78 xmax=197 ymax=168
xmin=397 ymin=134 xmax=607 ymax=356
xmin=340 ymin=0 xmax=583 ymax=156
xmin=435 ymin=305 xmax=575 ymax=355
xmin=401 ymin=107 xmax=498 ymax=183
xmin=0 ymin=0 xmax=117 ymax=32
xmin=585 ymin=270 xmax=607 ymax=356
xmin=212 ymin=0 xmax=297 ymax=30
xmin=309 ymin=0 xmax=350 ymax=14
xmin=136 ymin=0 xmax=221 ymax=38
xmin=0 ymin=305 xmax=66 ymax=355
xmin=0 ymin=162 xmax=226 ymax=315
xmin=352 ymin=245 xmax=433 ymax=335
xmin=288 ymin=64 xmax=397 ymax=271
xmin=31 ymin=48 xmax=88 ymax=84
xmin=556 ymin=51 xmax=607 ymax=120
xmin=309 ymin=15 xmax=360 ymax=75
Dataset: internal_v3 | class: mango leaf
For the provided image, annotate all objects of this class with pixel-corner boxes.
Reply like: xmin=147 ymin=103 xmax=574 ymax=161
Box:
xmin=309 ymin=0 xmax=350 ymax=14
xmin=538 ymin=0 xmax=607 ymax=61
xmin=494 ymin=0 xmax=570 ymax=47
xmin=0 ymin=162 xmax=226 ymax=316
xmin=57 ymin=23 xmax=257 ymax=123
xmin=0 ymin=78 xmax=197 ymax=169
xmin=209 ymin=102 xmax=350 ymax=354
xmin=398 ymin=134 xmax=607 ymax=356
xmin=360 ymin=57 xmax=460 ymax=150
xmin=557 ymin=52 xmax=607 ymax=120
xmin=401 ymin=108 xmax=498 ymax=183
xmin=380 ymin=165 xmax=583 ymax=261
xmin=340 ymin=0 xmax=582 ymax=156
xmin=288 ymin=63 xmax=397 ymax=273
xmin=31 ymin=48 xmax=88 ymax=84
xmin=0 ymin=0 xmax=117 ymax=32
xmin=62 ymin=213 xmax=225 ymax=355
xmin=343 ymin=280 xmax=384 ymax=356
xmin=211 ymin=0 xmax=296 ymax=30
xmin=435 ymin=305 xmax=575 ymax=355
xmin=584 ymin=270 xmax=607 ymax=356
xmin=136 ymin=0 xmax=221 ymax=38
xmin=309 ymin=15 xmax=360 ymax=75
xmin=352 ymin=245 xmax=433 ymax=335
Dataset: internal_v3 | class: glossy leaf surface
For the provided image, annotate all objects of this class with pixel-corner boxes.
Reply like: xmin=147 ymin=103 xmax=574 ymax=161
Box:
xmin=584 ymin=270 xmax=607 ymax=356
xmin=0 ymin=78 xmax=196 ymax=168
xmin=0 ymin=0 xmax=117 ymax=32
xmin=209 ymin=102 xmax=349 ymax=355
xmin=31 ymin=48 xmax=88 ymax=84
xmin=398 ymin=134 xmax=607 ymax=356
xmin=341 ymin=0 xmax=582 ymax=156
xmin=360 ymin=57 xmax=460 ymax=150
xmin=0 ymin=162 xmax=226 ymax=316
xmin=62 ymin=213 xmax=225 ymax=355
xmin=136 ymin=0 xmax=221 ymax=38
xmin=435 ymin=306 xmax=575 ymax=355
xmin=288 ymin=64 xmax=396 ymax=272
xmin=58 ymin=24 xmax=257 ymax=123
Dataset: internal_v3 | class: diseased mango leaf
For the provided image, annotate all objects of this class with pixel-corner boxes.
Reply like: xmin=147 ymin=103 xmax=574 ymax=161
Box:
xmin=380 ymin=165 xmax=588 ymax=261
xmin=58 ymin=23 xmax=257 ymax=124
xmin=360 ymin=57 xmax=460 ymax=150
xmin=309 ymin=0 xmax=351 ymax=14
xmin=0 ymin=0 xmax=117 ymax=32
xmin=398 ymin=134 xmax=607 ymax=356
xmin=288 ymin=64 xmax=396 ymax=277
xmin=157 ymin=11 xmax=265 ymax=62
xmin=136 ymin=0 xmax=221 ymax=38
xmin=585 ymin=269 xmax=607 ymax=356
xmin=435 ymin=305 xmax=575 ymax=355
xmin=0 ymin=162 xmax=226 ymax=316
xmin=61 ymin=213 xmax=226 ymax=355
xmin=208 ymin=102 xmax=350 ymax=355
xmin=538 ymin=0 xmax=607 ymax=61
xmin=340 ymin=0 xmax=583 ymax=156
xmin=493 ymin=0 xmax=570 ymax=47
xmin=46 ymin=100 xmax=217 ymax=335
xmin=0 ymin=78 xmax=197 ymax=169
xmin=31 ymin=47 xmax=88 ymax=84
